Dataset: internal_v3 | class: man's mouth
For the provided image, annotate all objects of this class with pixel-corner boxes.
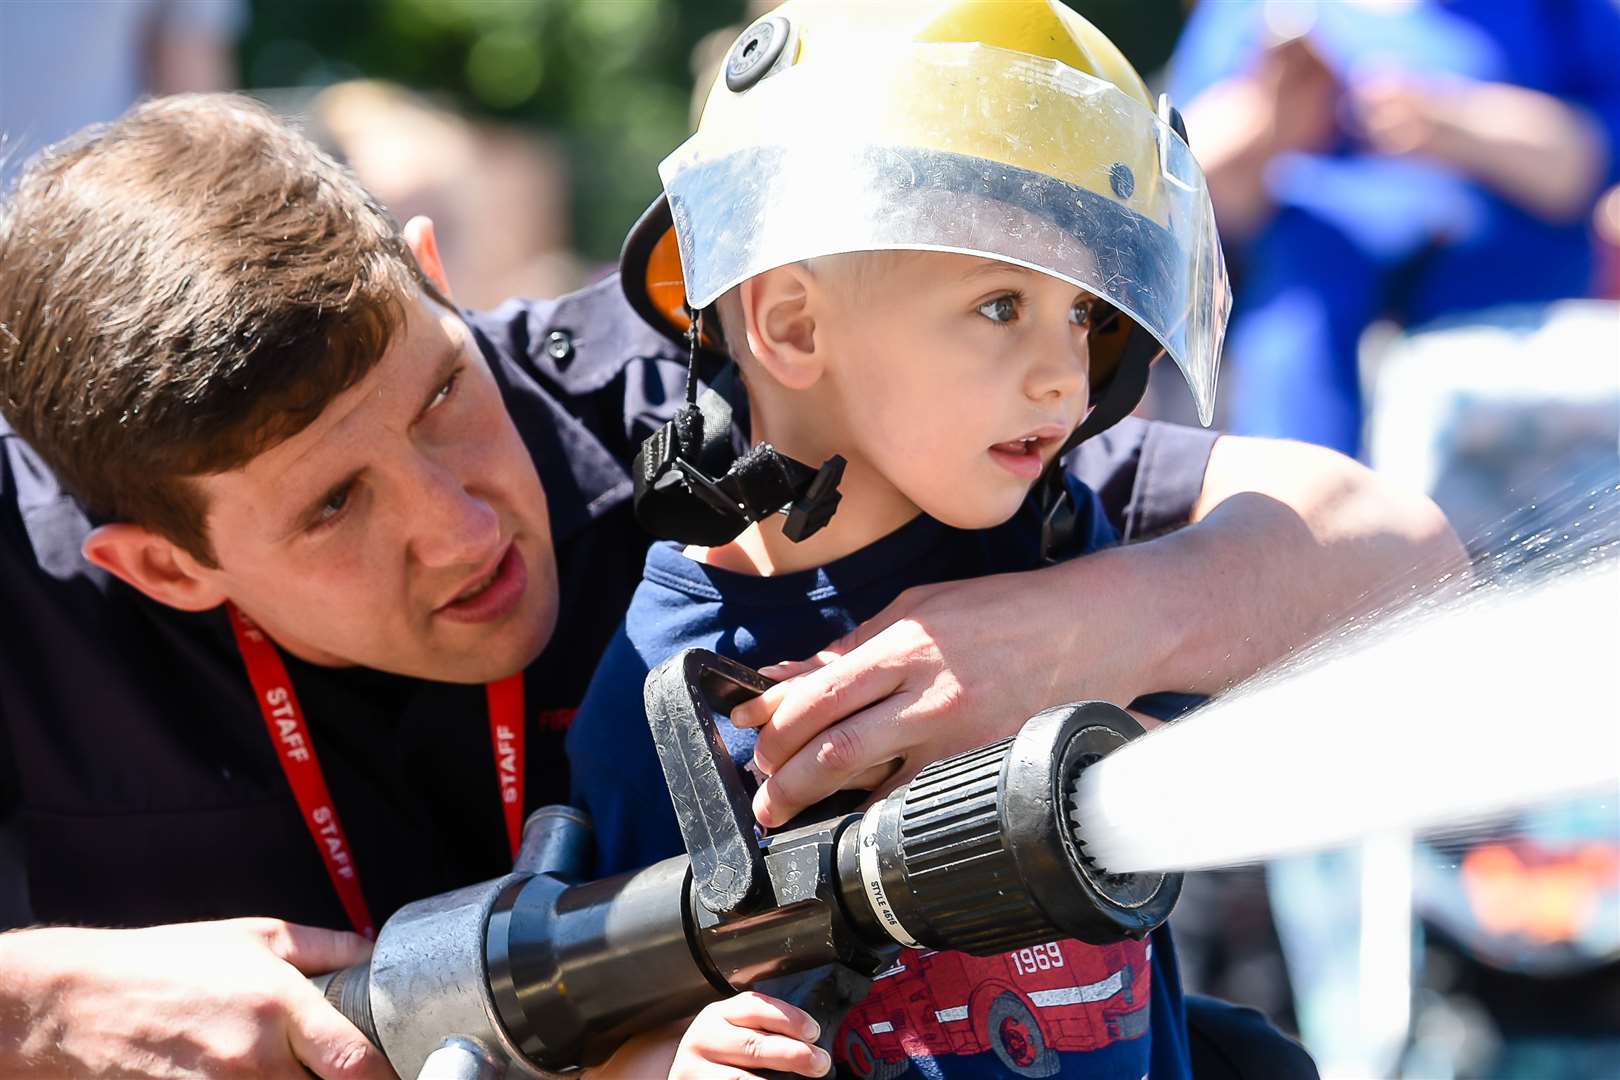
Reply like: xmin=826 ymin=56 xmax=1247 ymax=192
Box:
xmin=453 ymin=563 xmax=502 ymax=603
xmin=435 ymin=543 xmax=528 ymax=624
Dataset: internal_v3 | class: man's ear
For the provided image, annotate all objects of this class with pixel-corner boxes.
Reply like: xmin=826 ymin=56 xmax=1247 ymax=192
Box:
xmin=82 ymin=524 xmax=228 ymax=612
xmin=403 ymin=216 xmax=455 ymax=301
xmin=735 ymin=266 xmax=825 ymax=391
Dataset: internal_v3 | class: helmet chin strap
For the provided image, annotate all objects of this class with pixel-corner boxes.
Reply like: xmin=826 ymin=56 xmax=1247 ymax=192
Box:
xmin=1036 ymin=329 xmax=1160 ymax=563
xmin=631 ymin=309 xmax=847 ymax=547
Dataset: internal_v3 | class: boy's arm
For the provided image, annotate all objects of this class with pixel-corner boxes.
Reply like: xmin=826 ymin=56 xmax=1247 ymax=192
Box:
xmin=735 ymin=434 xmax=1466 ymax=828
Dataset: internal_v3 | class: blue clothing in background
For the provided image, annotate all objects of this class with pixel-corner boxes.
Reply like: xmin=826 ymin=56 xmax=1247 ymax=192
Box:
xmin=0 ymin=0 xmax=246 ymax=187
xmin=568 ymin=477 xmax=1193 ymax=1078
xmin=1170 ymin=0 xmax=1620 ymax=455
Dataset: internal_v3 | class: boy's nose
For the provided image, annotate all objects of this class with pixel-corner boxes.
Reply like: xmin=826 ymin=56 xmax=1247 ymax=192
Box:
xmin=409 ymin=461 xmax=502 ymax=570
xmin=1024 ymin=332 xmax=1090 ymax=403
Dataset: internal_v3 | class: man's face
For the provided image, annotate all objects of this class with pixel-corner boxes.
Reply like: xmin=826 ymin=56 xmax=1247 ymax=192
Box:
xmin=190 ymin=290 xmax=558 ymax=683
xmin=815 ymin=252 xmax=1094 ymax=530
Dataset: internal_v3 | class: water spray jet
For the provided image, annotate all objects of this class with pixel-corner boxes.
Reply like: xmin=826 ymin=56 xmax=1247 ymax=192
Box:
xmin=1075 ymin=558 xmax=1619 ymax=877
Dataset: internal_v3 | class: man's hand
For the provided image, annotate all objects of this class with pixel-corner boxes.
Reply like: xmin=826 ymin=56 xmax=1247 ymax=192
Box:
xmin=733 ymin=565 xmax=1161 ymax=828
xmin=734 ymin=437 xmax=1465 ymax=828
xmin=0 ymin=918 xmax=391 ymax=1079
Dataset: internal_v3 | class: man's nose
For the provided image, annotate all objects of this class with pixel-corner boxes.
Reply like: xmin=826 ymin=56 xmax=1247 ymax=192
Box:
xmin=408 ymin=460 xmax=501 ymax=570
xmin=1024 ymin=330 xmax=1089 ymax=403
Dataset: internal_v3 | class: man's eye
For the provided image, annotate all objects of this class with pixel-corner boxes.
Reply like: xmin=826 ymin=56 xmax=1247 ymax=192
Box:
xmin=313 ymin=486 xmax=351 ymax=527
xmin=429 ymin=370 xmax=461 ymax=411
xmin=1070 ymin=299 xmax=1095 ymax=328
xmin=977 ymin=294 xmax=1020 ymax=324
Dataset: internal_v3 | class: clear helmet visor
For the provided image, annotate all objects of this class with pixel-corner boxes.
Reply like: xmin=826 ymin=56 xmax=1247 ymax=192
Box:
xmin=661 ymin=43 xmax=1230 ymax=424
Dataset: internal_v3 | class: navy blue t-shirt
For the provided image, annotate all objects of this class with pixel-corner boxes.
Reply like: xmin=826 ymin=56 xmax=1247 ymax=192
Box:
xmin=0 ymin=269 xmax=1216 ymax=933
xmin=568 ymin=478 xmax=1194 ymax=1079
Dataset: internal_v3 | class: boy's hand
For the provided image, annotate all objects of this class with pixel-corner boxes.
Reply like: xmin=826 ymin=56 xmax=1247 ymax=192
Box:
xmin=674 ymin=992 xmax=831 ymax=1079
xmin=586 ymin=993 xmax=828 ymax=1079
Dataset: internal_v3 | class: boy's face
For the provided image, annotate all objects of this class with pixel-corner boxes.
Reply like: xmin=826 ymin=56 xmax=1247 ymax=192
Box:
xmin=186 ymin=290 xmax=559 ymax=683
xmin=815 ymin=252 xmax=1094 ymax=529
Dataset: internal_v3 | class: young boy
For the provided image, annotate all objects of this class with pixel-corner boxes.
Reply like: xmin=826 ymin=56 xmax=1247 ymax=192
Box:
xmin=572 ymin=2 xmax=1234 ymax=1076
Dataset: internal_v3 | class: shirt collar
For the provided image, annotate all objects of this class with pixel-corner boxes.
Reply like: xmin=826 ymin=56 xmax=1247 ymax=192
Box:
xmin=478 ymin=327 xmax=632 ymax=547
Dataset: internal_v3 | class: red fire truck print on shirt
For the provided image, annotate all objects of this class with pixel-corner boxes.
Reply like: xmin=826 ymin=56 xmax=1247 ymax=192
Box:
xmin=835 ymin=938 xmax=1151 ymax=1079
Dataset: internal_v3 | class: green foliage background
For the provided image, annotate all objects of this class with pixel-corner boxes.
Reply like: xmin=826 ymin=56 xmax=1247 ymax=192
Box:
xmin=241 ymin=0 xmax=1185 ymax=265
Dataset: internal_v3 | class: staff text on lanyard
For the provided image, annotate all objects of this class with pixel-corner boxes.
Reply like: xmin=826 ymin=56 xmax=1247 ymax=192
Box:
xmin=227 ymin=603 xmax=525 ymax=939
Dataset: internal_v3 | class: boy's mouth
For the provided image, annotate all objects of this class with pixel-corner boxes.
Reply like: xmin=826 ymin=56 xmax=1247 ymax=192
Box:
xmin=988 ymin=425 xmax=1068 ymax=480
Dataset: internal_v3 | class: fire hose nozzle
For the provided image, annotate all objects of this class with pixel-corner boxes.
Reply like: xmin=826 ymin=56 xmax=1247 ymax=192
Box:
xmin=316 ymin=650 xmax=1180 ymax=1078
xmin=842 ymin=699 xmax=1181 ymax=956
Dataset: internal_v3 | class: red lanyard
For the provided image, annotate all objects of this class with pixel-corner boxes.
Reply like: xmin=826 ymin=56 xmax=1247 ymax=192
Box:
xmin=227 ymin=603 xmax=525 ymax=939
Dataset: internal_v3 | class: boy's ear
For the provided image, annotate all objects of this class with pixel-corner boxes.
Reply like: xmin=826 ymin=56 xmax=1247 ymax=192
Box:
xmin=735 ymin=266 xmax=825 ymax=391
xmin=403 ymin=216 xmax=455 ymax=301
xmin=82 ymin=524 xmax=228 ymax=613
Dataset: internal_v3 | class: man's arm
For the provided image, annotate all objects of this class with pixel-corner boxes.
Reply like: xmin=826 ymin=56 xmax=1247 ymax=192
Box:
xmin=734 ymin=434 xmax=1466 ymax=827
xmin=0 ymin=919 xmax=391 ymax=1079
xmin=1124 ymin=434 xmax=1464 ymax=696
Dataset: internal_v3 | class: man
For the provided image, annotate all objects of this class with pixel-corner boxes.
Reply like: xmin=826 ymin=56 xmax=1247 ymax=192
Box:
xmin=0 ymin=95 xmax=1459 ymax=1078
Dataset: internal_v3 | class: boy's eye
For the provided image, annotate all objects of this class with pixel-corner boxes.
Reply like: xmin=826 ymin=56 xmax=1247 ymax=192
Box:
xmin=1070 ymin=299 xmax=1095 ymax=328
xmin=977 ymin=294 xmax=1020 ymax=324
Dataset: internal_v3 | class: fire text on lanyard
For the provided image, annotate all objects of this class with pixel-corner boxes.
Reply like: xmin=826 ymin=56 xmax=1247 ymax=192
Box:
xmin=227 ymin=603 xmax=525 ymax=939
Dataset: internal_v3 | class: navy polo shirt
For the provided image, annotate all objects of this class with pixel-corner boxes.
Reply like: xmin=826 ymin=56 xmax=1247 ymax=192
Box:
xmin=0 ymin=273 xmax=1217 ymax=932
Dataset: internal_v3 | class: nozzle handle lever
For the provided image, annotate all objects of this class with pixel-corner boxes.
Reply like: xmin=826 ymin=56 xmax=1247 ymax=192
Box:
xmin=644 ymin=649 xmax=775 ymax=917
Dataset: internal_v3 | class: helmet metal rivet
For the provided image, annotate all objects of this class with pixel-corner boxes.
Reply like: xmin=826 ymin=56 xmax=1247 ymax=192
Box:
xmin=726 ymin=15 xmax=791 ymax=93
xmin=1108 ymin=162 xmax=1135 ymax=200
xmin=544 ymin=329 xmax=575 ymax=365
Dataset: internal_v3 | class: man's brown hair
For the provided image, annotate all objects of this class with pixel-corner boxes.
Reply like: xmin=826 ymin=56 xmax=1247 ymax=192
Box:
xmin=0 ymin=93 xmax=445 ymax=563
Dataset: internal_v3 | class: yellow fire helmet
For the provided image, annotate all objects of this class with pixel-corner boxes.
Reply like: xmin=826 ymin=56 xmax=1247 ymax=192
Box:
xmin=621 ymin=0 xmax=1229 ymax=433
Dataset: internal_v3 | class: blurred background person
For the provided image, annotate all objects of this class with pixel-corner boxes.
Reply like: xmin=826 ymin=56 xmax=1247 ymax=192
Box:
xmin=240 ymin=0 xmax=756 ymax=282
xmin=1170 ymin=0 xmax=1620 ymax=458
xmin=310 ymin=80 xmax=585 ymax=308
xmin=1598 ymin=183 xmax=1620 ymax=299
xmin=0 ymin=0 xmax=244 ymax=184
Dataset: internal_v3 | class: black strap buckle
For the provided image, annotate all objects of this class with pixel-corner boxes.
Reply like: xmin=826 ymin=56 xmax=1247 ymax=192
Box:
xmin=782 ymin=456 xmax=846 ymax=542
